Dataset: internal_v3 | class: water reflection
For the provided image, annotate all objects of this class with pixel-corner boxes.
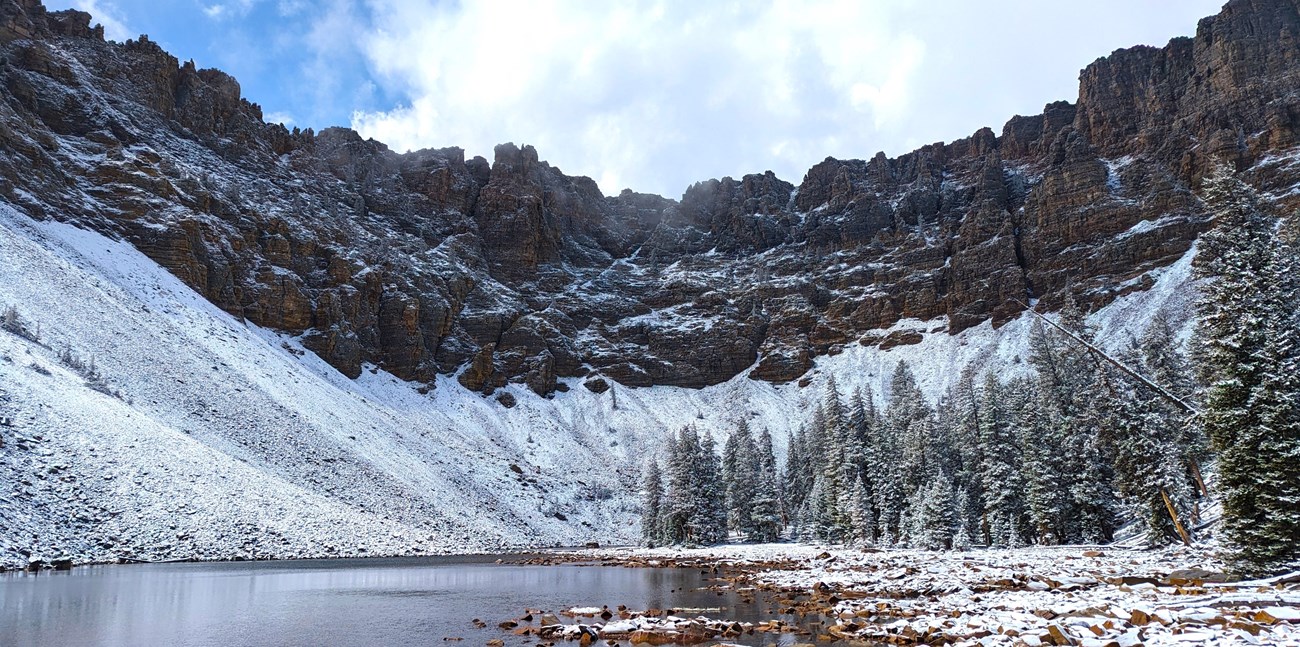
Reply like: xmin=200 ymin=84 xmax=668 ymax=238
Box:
xmin=0 ymin=557 xmax=797 ymax=647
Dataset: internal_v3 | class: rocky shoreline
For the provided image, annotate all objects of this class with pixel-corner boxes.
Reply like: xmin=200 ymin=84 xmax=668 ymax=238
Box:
xmin=499 ymin=545 xmax=1300 ymax=646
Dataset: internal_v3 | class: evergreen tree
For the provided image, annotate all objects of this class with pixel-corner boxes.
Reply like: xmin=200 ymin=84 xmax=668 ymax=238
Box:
xmin=979 ymin=374 xmax=1026 ymax=547
xmin=660 ymin=430 xmax=690 ymax=545
xmin=721 ymin=422 xmax=757 ymax=537
xmin=845 ymin=472 xmax=875 ymax=545
xmin=1025 ymin=300 xmax=1119 ymax=544
xmin=907 ymin=471 xmax=956 ymax=550
xmin=640 ymin=460 xmax=664 ymax=546
xmin=1017 ymin=369 xmax=1072 ymax=545
xmin=946 ymin=370 xmax=986 ymax=547
xmin=878 ymin=362 xmax=927 ymax=544
xmin=1194 ymin=167 xmax=1300 ymax=574
xmin=783 ymin=425 xmax=812 ymax=517
xmin=749 ymin=427 xmax=785 ymax=543
xmin=696 ymin=431 xmax=729 ymax=544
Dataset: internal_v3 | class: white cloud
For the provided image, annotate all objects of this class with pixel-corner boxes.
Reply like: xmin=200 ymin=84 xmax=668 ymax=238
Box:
xmin=72 ymin=0 xmax=132 ymax=42
xmin=334 ymin=0 xmax=1230 ymax=198
xmin=203 ymin=0 xmax=259 ymax=21
xmin=350 ymin=0 xmax=925 ymax=196
xmin=263 ymin=110 xmax=295 ymax=126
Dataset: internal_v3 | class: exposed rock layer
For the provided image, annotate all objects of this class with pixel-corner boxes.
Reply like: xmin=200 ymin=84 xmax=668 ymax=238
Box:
xmin=3 ymin=0 xmax=1300 ymax=395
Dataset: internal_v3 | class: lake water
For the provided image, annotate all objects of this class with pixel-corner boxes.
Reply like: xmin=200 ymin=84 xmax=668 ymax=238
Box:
xmin=0 ymin=556 xmax=801 ymax=647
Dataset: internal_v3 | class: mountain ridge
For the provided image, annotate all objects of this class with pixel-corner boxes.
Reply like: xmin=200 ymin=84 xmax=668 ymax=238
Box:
xmin=2 ymin=0 xmax=1299 ymax=400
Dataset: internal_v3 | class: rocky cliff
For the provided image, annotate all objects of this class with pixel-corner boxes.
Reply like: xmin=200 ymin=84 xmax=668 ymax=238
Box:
xmin=3 ymin=0 xmax=1300 ymax=399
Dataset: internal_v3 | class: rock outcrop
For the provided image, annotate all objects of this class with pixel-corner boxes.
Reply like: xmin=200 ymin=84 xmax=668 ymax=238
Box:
xmin=2 ymin=0 xmax=1299 ymax=396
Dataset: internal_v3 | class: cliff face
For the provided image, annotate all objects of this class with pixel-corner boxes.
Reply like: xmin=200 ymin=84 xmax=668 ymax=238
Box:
xmin=2 ymin=0 xmax=1299 ymax=397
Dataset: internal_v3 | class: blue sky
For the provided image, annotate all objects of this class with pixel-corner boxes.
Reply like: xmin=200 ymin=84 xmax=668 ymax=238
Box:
xmin=52 ymin=1 xmax=1225 ymax=197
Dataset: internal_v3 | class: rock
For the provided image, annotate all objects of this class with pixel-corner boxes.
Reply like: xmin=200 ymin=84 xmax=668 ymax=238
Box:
xmin=1044 ymin=624 xmax=1076 ymax=646
xmin=50 ymin=556 xmax=72 ymax=570
xmin=0 ymin=0 xmax=1296 ymax=396
xmin=1165 ymin=568 xmax=1229 ymax=585
xmin=496 ymin=393 xmax=517 ymax=408
xmin=1255 ymin=607 xmax=1300 ymax=624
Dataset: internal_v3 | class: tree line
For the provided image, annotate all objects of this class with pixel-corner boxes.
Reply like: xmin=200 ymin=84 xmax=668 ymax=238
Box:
xmin=639 ymin=167 xmax=1300 ymax=577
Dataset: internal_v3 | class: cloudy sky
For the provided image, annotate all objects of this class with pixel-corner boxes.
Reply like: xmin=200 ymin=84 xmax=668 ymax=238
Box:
xmin=55 ymin=0 xmax=1224 ymax=197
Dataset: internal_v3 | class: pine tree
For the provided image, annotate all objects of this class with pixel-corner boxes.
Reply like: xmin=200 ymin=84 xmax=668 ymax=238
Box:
xmin=1025 ymin=301 xmax=1119 ymax=545
xmin=979 ymin=374 xmax=1026 ymax=547
xmin=640 ymin=460 xmax=664 ymax=546
xmin=782 ymin=425 xmax=812 ymax=517
xmin=946 ymin=369 xmax=985 ymax=548
xmin=819 ymin=379 xmax=853 ymax=543
xmin=881 ymin=362 xmax=929 ymax=543
xmin=746 ymin=427 xmax=784 ymax=542
xmin=908 ymin=471 xmax=956 ymax=550
xmin=696 ymin=430 xmax=728 ymax=544
xmin=721 ymin=423 xmax=757 ymax=537
xmin=1109 ymin=320 xmax=1202 ymax=547
xmin=1194 ymin=167 xmax=1300 ymax=574
xmin=845 ymin=472 xmax=875 ymax=545
xmin=660 ymin=430 xmax=690 ymax=545
xmin=1018 ymin=373 xmax=1072 ymax=545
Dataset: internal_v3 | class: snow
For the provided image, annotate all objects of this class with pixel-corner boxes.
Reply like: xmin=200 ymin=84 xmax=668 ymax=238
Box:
xmin=0 ymin=198 xmax=1203 ymax=568
xmin=580 ymin=544 xmax=1300 ymax=646
xmin=1104 ymin=156 xmax=1136 ymax=193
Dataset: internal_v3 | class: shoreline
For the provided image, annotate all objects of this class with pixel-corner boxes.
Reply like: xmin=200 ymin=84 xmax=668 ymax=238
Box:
xmin=0 ymin=544 xmax=613 ymax=575
xmin=504 ymin=543 xmax=1300 ymax=646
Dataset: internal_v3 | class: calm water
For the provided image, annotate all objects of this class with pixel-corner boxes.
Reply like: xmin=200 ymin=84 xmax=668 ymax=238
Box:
xmin=0 ymin=556 xmax=797 ymax=647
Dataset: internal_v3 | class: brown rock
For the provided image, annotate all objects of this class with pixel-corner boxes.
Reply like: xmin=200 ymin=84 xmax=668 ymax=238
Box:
xmin=1 ymin=0 xmax=1296 ymax=396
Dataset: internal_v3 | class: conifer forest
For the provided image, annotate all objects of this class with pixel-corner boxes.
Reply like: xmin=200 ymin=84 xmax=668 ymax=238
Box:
xmin=641 ymin=169 xmax=1300 ymax=577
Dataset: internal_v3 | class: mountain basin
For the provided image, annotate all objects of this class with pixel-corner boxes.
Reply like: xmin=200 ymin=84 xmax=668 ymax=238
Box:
xmin=0 ymin=555 xmax=817 ymax=647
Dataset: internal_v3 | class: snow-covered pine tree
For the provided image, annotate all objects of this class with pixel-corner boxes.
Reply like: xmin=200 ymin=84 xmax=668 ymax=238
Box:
xmin=696 ymin=430 xmax=729 ymax=544
xmin=782 ymin=425 xmax=812 ymax=520
xmin=874 ymin=363 xmax=926 ymax=544
xmin=978 ymin=373 xmax=1026 ymax=547
xmin=1140 ymin=313 xmax=1208 ymax=489
xmin=847 ymin=386 xmax=880 ymax=542
xmin=1026 ymin=302 xmax=1119 ymax=545
xmin=845 ymin=472 xmax=875 ymax=545
xmin=846 ymin=388 xmax=871 ymax=471
xmin=797 ymin=476 xmax=824 ymax=542
xmin=945 ymin=369 xmax=985 ymax=548
xmin=907 ymin=470 xmax=956 ymax=550
xmin=819 ymin=378 xmax=854 ymax=543
xmin=755 ymin=427 xmax=780 ymax=489
xmin=640 ymin=459 xmax=664 ymax=546
xmin=1112 ymin=373 xmax=1189 ymax=545
xmin=721 ymin=422 xmax=757 ymax=538
xmin=1194 ymin=167 xmax=1300 ymax=575
xmin=749 ymin=428 xmax=784 ymax=543
xmin=1016 ymin=358 xmax=1072 ymax=545
xmin=661 ymin=429 xmax=691 ymax=545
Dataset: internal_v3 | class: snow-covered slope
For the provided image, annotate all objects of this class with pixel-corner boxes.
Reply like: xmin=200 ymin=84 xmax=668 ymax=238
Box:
xmin=0 ymin=203 xmax=1197 ymax=568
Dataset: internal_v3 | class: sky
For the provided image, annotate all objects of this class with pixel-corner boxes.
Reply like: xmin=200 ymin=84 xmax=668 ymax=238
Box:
xmin=52 ymin=0 xmax=1226 ymax=198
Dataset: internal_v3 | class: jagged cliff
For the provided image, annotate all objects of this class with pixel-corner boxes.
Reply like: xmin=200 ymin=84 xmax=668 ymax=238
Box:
xmin=3 ymin=0 xmax=1300 ymax=400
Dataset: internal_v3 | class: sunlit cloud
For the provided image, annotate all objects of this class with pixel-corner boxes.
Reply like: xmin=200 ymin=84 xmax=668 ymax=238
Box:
xmin=350 ymin=0 xmax=926 ymax=196
xmin=71 ymin=0 xmax=132 ymax=41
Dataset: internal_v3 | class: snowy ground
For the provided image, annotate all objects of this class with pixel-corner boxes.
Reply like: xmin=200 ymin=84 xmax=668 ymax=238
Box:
xmin=575 ymin=544 xmax=1300 ymax=646
xmin=0 ymin=203 xmax=1198 ymax=569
